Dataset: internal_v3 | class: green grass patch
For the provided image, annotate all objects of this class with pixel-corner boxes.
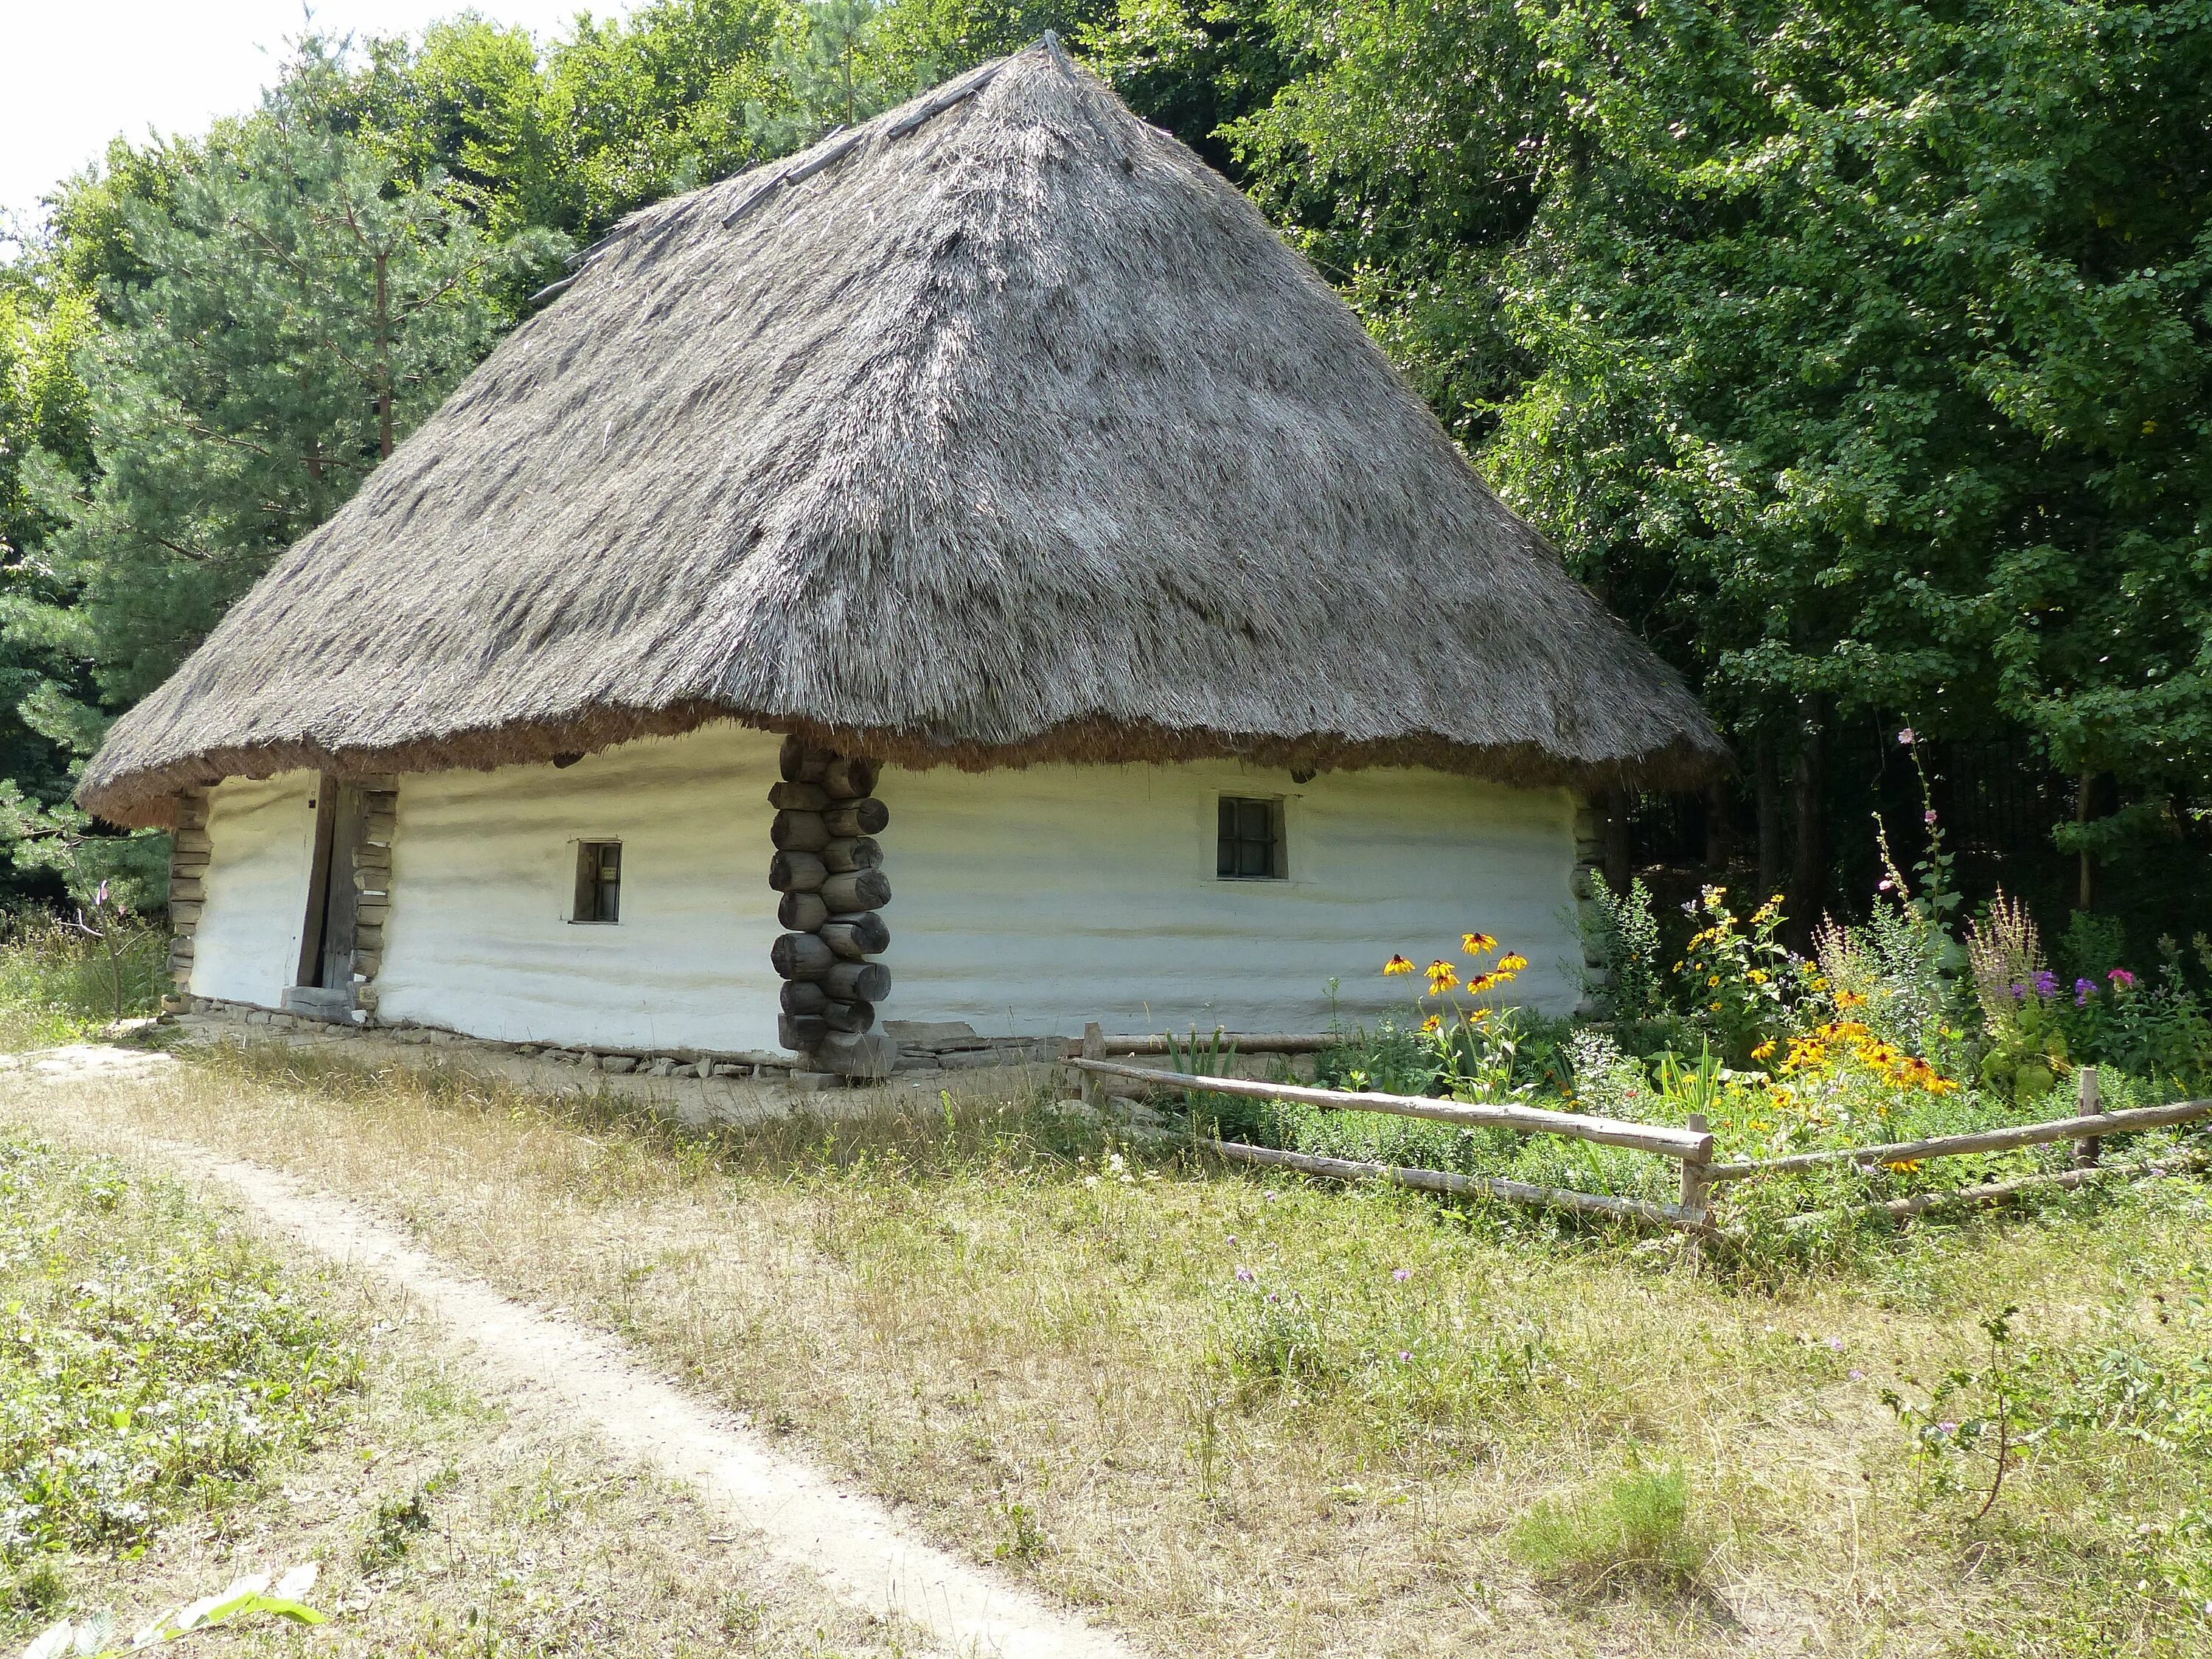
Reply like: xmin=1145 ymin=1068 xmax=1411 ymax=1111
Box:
xmin=1509 ymin=1462 xmax=1712 ymax=1594
xmin=0 ymin=1133 xmax=358 ymax=1561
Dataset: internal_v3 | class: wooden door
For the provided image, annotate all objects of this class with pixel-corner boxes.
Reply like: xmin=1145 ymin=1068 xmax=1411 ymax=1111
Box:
xmin=296 ymin=777 xmax=366 ymax=994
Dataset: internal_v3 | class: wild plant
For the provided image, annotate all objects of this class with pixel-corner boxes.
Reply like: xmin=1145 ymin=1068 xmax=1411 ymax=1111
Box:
xmin=1562 ymin=1026 xmax=1655 ymax=1120
xmin=1579 ymin=872 xmax=1666 ymax=1021
xmin=1882 ymin=1306 xmax=2034 ymax=1523
xmin=1674 ymin=886 xmax=1800 ymax=1064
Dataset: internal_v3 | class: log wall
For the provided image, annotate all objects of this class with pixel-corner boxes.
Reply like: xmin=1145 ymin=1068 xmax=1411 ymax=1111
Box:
xmin=162 ymin=788 xmax=212 ymax=1009
xmin=768 ymin=737 xmax=894 ymax=1077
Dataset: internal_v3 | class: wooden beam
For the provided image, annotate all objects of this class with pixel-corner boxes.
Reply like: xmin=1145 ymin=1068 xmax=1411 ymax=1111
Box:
xmin=1067 ymin=1057 xmax=1713 ymax=1160
xmin=1202 ymin=1140 xmax=1714 ymax=1234
xmin=1708 ymin=1098 xmax=2212 ymax=1183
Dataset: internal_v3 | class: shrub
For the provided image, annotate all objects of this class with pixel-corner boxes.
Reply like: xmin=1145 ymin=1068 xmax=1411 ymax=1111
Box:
xmin=0 ymin=909 xmax=168 ymax=1042
xmin=1579 ymin=874 xmax=1666 ymax=1021
xmin=1509 ymin=1462 xmax=1711 ymax=1594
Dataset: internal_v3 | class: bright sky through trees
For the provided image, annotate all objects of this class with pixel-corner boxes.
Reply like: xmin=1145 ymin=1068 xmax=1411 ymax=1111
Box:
xmin=0 ymin=1 xmax=625 ymax=234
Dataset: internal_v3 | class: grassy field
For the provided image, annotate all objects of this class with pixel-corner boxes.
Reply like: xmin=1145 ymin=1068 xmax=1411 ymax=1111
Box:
xmin=0 ymin=1124 xmax=924 ymax=1658
xmin=8 ymin=1039 xmax=2210 ymax=1658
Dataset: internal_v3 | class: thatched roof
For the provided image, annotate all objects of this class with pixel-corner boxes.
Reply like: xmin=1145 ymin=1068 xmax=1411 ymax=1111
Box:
xmin=82 ymin=41 xmax=1725 ymax=828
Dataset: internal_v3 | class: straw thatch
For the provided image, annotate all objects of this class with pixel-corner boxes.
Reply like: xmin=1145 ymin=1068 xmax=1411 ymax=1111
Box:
xmin=82 ymin=41 xmax=1725 ymax=828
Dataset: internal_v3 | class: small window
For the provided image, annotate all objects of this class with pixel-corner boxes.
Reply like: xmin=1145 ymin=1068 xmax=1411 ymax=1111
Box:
xmin=573 ymin=841 xmax=622 ymax=922
xmin=1217 ymin=797 xmax=1286 ymax=880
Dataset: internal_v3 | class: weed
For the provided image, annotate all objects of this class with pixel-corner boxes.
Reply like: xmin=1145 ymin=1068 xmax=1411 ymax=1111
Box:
xmin=4 ymin=1559 xmax=64 ymax=1616
xmin=994 ymin=1500 xmax=1049 ymax=1562
xmin=360 ymin=1471 xmax=448 ymax=1571
xmin=1508 ymin=1462 xmax=1711 ymax=1596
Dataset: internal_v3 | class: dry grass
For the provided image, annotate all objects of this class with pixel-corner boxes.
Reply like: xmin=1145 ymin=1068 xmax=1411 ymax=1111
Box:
xmin=0 ymin=1124 xmax=928 ymax=1658
xmin=13 ymin=1038 xmax=2212 ymax=1658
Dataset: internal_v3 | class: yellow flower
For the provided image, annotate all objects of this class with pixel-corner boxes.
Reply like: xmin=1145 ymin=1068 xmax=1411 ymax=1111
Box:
xmin=1498 ymin=953 xmax=1529 ymax=974
xmin=1462 ymin=932 xmax=1498 ymax=956
xmin=1466 ymin=971 xmax=1502 ymax=995
xmin=1836 ymin=990 xmax=1866 ymax=1009
xmin=1384 ymin=954 xmax=1416 ymax=976
xmin=1425 ymin=960 xmax=1458 ymax=994
xmin=1422 ymin=1014 xmax=1443 ymax=1033
xmin=1750 ymin=1040 xmax=1777 ymax=1062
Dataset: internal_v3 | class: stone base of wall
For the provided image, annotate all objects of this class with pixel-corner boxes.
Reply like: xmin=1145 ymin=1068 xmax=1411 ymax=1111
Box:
xmin=168 ymin=999 xmax=1322 ymax=1096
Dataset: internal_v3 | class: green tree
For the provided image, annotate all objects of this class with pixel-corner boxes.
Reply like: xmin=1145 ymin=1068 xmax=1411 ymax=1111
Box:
xmin=1232 ymin=0 xmax=2212 ymax=905
xmin=34 ymin=41 xmax=565 ymax=706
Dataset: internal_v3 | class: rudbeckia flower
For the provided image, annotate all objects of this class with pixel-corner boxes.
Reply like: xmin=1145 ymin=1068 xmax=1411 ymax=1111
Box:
xmin=1384 ymin=954 xmax=1415 ymax=975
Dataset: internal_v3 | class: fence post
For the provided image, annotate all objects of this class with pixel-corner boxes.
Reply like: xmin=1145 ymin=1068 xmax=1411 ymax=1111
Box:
xmin=1080 ymin=1021 xmax=1105 ymax=1111
xmin=2074 ymin=1065 xmax=2101 ymax=1169
xmin=1679 ymin=1111 xmax=1712 ymax=1262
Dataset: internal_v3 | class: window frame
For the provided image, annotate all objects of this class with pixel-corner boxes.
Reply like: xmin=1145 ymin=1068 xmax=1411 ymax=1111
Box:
xmin=1216 ymin=796 xmax=1287 ymax=881
xmin=571 ymin=839 xmax=622 ymax=924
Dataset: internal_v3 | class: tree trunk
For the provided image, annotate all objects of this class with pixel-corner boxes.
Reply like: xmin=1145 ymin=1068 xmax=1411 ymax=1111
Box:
xmin=1601 ymin=788 xmax=1633 ymax=894
xmin=374 ymin=250 xmax=394 ymax=459
xmin=1790 ymin=695 xmax=1828 ymax=936
xmin=1755 ymin=737 xmax=1784 ymax=904
xmin=2076 ymin=769 xmax=2096 ymax=911
xmin=1703 ymin=780 xmax=1733 ymax=872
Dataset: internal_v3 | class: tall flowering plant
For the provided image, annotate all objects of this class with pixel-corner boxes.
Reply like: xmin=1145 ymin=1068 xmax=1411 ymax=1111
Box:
xmin=1383 ymin=933 xmax=1534 ymax=1099
xmin=1673 ymin=886 xmax=1803 ymax=1065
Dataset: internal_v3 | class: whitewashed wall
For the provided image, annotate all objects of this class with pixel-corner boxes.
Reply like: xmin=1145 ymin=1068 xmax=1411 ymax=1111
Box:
xmin=187 ymin=730 xmax=1583 ymax=1048
xmin=191 ymin=772 xmax=319 ymax=1007
xmin=373 ymin=726 xmax=787 ymax=1050
xmin=873 ymin=759 xmax=1582 ymax=1034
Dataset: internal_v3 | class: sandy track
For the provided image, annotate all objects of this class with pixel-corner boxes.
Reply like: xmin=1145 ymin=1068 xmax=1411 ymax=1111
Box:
xmin=2 ymin=1046 xmax=1136 ymax=1659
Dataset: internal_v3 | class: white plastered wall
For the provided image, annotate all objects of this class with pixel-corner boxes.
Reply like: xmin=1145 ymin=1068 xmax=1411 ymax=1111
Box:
xmin=190 ymin=772 xmax=319 ymax=1006
xmin=873 ymin=759 xmax=1582 ymax=1034
xmin=187 ymin=731 xmax=1583 ymax=1048
xmin=372 ymin=725 xmax=785 ymax=1051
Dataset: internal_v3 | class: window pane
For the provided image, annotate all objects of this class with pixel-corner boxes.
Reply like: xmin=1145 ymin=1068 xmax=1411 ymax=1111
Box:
xmin=1237 ymin=801 xmax=1270 ymax=841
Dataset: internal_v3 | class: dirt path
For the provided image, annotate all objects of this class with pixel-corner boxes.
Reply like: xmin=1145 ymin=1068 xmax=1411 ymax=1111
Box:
xmin=2 ymin=1045 xmax=1136 ymax=1659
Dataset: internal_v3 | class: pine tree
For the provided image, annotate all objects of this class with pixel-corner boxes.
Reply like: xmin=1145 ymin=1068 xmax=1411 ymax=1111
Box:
xmin=35 ymin=41 xmax=566 ymax=706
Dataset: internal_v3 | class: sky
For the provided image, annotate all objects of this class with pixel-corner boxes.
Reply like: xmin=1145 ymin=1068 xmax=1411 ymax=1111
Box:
xmin=1 ymin=1 xmax=627 ymax=237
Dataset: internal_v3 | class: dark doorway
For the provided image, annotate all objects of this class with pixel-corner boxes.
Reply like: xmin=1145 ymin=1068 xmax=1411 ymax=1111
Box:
xmin=294 ymin=776 xmax=367 ymax=1008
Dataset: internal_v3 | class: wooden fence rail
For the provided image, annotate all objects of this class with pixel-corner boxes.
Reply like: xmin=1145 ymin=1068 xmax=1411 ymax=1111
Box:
xmin=1071 ymin=1049 xmax=2212 ymax=1239
xmin=1200 ymin=1139 xmax=1717 ymax=1234
xmin=1062 ymin=1057 xmax=1714 ymax=1160
xmin=1062 ymin=1032 xmax=1340 ymax=1057
xmin=1708 ymin=1097 xmax=2212 ymax=1183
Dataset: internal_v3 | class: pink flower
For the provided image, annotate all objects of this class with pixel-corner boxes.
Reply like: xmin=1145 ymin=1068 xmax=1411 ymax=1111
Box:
xmin=1848 ymin=1369 xmax=1864 ymax=1381
xmin=1234 ymin=1265 xmax=1255 ymax=1283
xmin=1924 ymin=810 xmax=1938 ymax=827
xmin=1898 ymin=728 xmax=1917 ymax=746
xmin=2109 ymin=968 xmax=2138 ymax=990
xmin=1392 ymin=1268 xmax=1411 ymax=1281
xmin=1398 ymin=1350 xmax=1413 ymax=1363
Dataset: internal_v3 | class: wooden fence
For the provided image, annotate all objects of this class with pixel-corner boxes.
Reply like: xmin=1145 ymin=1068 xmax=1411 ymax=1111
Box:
xmin=1062 ymin=1048 xmax=2212 ymax=1241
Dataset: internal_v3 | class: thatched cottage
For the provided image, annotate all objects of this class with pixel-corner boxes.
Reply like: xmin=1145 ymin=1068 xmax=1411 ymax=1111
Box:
xmin=80 ymin=41 xmax=1722 ymax=1076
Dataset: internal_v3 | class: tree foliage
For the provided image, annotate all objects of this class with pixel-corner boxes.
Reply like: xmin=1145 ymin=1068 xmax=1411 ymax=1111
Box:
xmin=2 ymin=0 xmax=2209 ymax=922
